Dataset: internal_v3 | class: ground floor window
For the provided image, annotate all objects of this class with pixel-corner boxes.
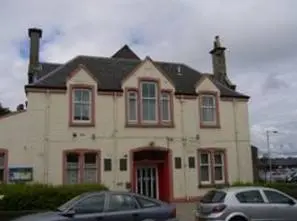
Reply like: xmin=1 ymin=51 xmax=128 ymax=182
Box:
xmin=64 ymin=150 xmax=100 ymax=184
xmin=0 ymin=149 xmax=7 ymax=184
xmin=198 ymin=149 xmax=227 ymax=185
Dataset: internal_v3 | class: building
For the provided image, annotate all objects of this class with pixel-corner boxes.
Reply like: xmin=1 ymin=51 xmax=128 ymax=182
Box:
xmin=0 ymin=28 xmax=253 ymax=202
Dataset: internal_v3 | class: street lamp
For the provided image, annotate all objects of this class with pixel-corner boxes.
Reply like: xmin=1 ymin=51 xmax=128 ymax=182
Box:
xmin=266 ymin=130 xmax=278 ymax=182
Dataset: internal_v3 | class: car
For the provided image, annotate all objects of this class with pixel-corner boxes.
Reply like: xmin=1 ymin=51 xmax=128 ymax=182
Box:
xmin=12 ymin=191 xmax=178 ymax=221
xmin=195 ymin=186 xmax=297 ymax=221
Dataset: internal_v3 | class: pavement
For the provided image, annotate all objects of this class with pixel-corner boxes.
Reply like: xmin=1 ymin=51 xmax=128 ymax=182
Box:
xmin=176 ymin=202 xmax=196 ymax=221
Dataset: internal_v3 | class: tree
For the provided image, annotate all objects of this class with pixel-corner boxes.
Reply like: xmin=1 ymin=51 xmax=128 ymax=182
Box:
xmin=0 ymin=102 xmax=11 ymax=117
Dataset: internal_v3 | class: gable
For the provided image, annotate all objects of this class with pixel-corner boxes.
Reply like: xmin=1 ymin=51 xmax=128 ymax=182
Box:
xmin=67 ymin=64 xmax=98 ymax=86
xmin=122 ymin=57 xmax=175 ymax=90
xmin=195 ymin=75 xmax=219 ymax=93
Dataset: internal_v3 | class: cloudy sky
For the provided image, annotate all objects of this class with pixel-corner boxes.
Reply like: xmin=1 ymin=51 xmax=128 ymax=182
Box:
xmin=0 ymin=0 xmax=296 ymax=156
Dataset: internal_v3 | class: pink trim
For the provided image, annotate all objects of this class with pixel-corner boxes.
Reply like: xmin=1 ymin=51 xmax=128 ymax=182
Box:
xmin=129 ymin=146 xmax=173 ymax=202
xmin=68 ymin=84 xmax=96 ymax=127
xmin=197 ymin=148 xmax=228 ymax=186
xmin=62 ymin=149 xmax=101 ymax=184
xmin=199 ymin=91 xmax=221 ymax=129
xmin=125 ymin=78 xmax=174 ymax=128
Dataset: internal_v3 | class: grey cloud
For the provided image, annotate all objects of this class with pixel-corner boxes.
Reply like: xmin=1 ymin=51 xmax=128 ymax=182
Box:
xmin=262 ymin=73 xmax=289 ymax=92
xmin=1 ymin=0 xmax=297 ymax=156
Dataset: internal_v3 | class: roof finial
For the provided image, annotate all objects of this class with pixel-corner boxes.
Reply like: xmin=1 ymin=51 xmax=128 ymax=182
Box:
xmin=214 ymin=35 xmax=221 ymax=48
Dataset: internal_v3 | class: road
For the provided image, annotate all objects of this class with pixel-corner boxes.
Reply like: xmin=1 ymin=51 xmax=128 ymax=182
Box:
xmin=176 ymin=202 xmax=196 ymax=221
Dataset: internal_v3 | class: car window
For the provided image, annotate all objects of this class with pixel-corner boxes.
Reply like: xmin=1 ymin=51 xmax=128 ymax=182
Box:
xmin=74 ymin=195 xmax=105 ymax=214
xmin=263 ymin=190 xmax=293 ymax=204
xmin=135 ymin=196 xmax=160 ymax=208
xmin=108 ymin=194 xmax=138 ymax=211
xmin=236 ymin=190 xmax=264 ymax=203
xmin=200 ymin=190 xmax=226 ymax=203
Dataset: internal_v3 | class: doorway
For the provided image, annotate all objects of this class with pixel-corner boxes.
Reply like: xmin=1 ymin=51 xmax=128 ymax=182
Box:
xmin=136 ymin=166 xmax=158 ymax=198
xmin=130 ymin=147 xmax=172 ymax=202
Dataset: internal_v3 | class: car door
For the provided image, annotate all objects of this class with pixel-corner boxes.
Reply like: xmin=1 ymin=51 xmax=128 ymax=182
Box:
xmin=234 ymin=190 xmax=275 ymax=221
xmin=104 ymin=193 xmax=139 ymax=221
xmin=134 ymin=196 xmax=167 ymax=221
xmin=262 ymin=189 xmax=297 ymax=221
xmin=70 ymin=193 xmax=107 ymax=221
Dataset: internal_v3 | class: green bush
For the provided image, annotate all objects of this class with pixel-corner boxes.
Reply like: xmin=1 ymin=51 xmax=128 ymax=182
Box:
xmin=0 ymin=183 xmax=108 ymax=211
xmin=232 ymin=182 xmax=297 ymax=198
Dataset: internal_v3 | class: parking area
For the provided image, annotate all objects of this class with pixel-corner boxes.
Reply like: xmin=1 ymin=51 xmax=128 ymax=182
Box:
xmin=176 ymin=202 xmax=196 ymax=221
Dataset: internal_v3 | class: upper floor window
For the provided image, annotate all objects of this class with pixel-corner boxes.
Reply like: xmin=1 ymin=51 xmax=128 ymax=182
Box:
xmin=126 ymin=80 xmax=173 ymax=127
xmin=70 ymin=86 xmax=95 ymax=127
xmin=200 ymin=93 xmax=219 ymax=128
xmin=141 ymin=81 xmax=157 ymax=122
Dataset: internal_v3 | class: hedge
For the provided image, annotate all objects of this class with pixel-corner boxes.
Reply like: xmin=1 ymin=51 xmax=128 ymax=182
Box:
xmin=0 ymin=183 xmax=108 ymax=211
xmin=232 ymin=182 xmax=297 ymax=198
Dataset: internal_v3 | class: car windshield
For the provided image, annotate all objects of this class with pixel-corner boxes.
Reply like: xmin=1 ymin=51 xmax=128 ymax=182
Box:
xmin=57 ymin=194 xmax=85 ymax=211
xmin=200 ymin=190 xmax=226 ymax=204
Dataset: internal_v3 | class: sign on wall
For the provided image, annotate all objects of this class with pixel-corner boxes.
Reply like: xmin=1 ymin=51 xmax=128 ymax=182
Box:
xmin=8 ymin=166 xmax=33 ymax=182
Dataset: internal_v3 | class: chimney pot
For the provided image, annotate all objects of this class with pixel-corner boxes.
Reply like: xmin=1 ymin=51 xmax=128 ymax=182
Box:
xmin=28 ymin=28 xmax=42 ymax=38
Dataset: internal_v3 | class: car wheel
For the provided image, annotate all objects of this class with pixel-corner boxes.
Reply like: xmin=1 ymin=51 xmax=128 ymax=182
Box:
xmin=229 ymin=216 xmax=247 ymax=221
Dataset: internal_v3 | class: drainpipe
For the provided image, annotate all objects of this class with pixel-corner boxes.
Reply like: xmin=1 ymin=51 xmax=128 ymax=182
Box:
xmin=179 ymin=96 xmax=189 ymax=200
xmin=43 ymin=89 xmax=50 ymax=184
xmin=112 ymin=92 xmax=118 ymax=190
xmin=232 ymin=99 xmax=240 ymax=181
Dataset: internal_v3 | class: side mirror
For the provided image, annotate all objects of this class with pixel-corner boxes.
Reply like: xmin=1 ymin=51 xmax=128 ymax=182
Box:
xmin=288 ymin=199 xmax=295 ymax=206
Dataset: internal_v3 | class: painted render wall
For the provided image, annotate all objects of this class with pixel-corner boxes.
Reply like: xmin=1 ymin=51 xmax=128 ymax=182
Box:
xmin=0 ymin=60 xmax=253 ymax=199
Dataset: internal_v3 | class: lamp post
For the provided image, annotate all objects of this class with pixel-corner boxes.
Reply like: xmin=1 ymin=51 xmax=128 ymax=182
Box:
xmin=266 ymin=130 xmax=278 ymax=182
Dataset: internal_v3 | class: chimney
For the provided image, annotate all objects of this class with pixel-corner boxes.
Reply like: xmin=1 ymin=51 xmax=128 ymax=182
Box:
xmin=209 ymin=36 xmax=227 ymax=82
xmin=28 ymin=28 xmax=42 ymax=84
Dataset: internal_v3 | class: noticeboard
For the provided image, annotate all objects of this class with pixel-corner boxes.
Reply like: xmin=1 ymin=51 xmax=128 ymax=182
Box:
xmin=8 ymin=167 xmax=33 ymax=182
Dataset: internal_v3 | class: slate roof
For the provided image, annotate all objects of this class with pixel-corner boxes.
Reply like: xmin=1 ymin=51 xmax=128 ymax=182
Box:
xmin=26 ymin=46 xmax=249 ymax=98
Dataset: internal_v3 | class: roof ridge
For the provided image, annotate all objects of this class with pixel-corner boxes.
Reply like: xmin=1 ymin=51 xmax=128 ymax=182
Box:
xmin=32 ymin=56 xmax=80 ymax=85
xmin=41 ymin=62 xmax=63 ymax=65
xmin=77 ymin=55 xmax=141 ymax=62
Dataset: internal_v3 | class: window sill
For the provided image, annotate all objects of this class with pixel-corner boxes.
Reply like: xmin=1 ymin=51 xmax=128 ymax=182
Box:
xmin=200 ymin=123 xmax=221 ymax=129
xmin=125 ymin=123 xmax=174 ymax=128
xmin=198 ymin=182 xmax=229 ymax=189
xmin=69 ymin=122 xmax=95 ymax=127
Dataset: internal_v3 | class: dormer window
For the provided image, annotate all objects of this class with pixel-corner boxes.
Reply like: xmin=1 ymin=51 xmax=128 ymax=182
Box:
xmin=199 ymin=92 xmax=220 ymax=128
xmin=125 ymin=79 xmax=174 ymax=127
xmin=69 ymin=85 xmax=95 ymax=127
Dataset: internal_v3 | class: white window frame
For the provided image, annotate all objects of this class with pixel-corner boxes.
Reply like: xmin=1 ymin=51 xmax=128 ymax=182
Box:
xmin=140 ymin=81 xmax=158 ymax=123
xmin=200 ymin=95 xmax=217 ymax=125
xmin=127 ymin=91 xmax=138 ymax=123
xmin=160 ymin=92 xmax=171 ymax=122
xmin=72 ymin=88 xmax=92 ymax=123
xmin=199 ymin=152 xmax=212 ymax=185
xmin=213 ymin=152 xmax=225 ymax=183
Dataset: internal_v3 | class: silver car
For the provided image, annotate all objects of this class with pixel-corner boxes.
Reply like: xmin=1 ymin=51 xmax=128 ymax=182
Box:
xmin=195 ymin=186 xmax=297 ymax=221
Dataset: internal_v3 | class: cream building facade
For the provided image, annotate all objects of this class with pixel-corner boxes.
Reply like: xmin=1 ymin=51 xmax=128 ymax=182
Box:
xmin=0 ymin=29 xmax=253 ymax=202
